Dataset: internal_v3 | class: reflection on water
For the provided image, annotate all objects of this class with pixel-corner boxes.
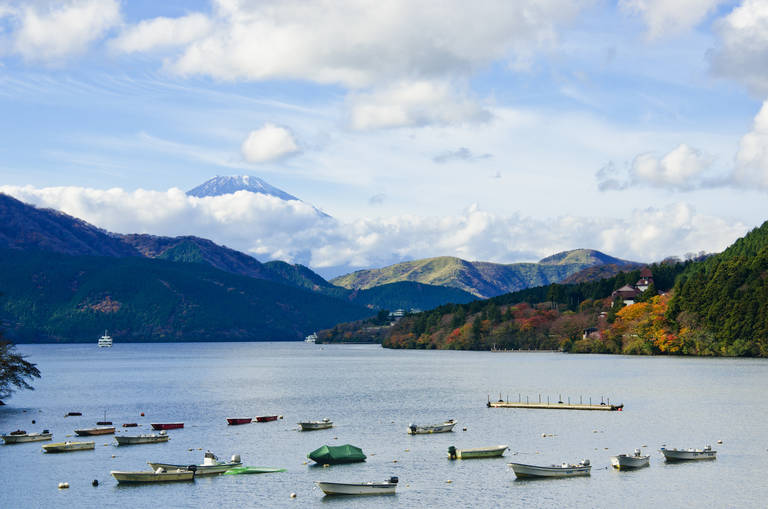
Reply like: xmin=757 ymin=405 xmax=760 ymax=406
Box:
xmin=2 ymin=343 xmax=768 ymax=508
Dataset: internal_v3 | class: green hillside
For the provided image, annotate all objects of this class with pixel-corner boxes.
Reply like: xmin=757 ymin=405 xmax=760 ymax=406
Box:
xmin=0 ymin=248 xmax=371 ymax=343
xmin=331 ymin=250 xmax=640 ymax=298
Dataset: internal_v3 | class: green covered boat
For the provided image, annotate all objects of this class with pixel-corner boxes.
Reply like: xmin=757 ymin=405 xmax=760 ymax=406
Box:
xmin=308 ymin=444 xmax=366 ymax=465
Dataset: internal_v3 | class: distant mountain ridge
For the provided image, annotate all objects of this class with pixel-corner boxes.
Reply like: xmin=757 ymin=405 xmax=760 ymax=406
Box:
xmin=331 ymin=250 xmax=642 ymax=299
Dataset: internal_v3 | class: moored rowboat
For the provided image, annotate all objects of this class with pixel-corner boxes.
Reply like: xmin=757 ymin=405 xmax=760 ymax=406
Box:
xmin=611 ymin=449 xmax=650 ymax=470
xmin=2 ymin=430 xmax=52 ymax=444
xmin=408 ymin=419 xmax=456 ymax=434
xmin=661 ymin=446 xmax=716 ymax=461
xmin=509 ymin=460 xmax=591 ymax=478
xmin=151 ymin=422 xmax=184 ymax=430
xmin=255 ymin=415 xmax=278 ymax=422
xmin=448 ymin=445 xmax=507 ymax=459
xmin=111 ymin=469 xmax=194 ymax=483
xmin=115 ymin=431 xmax=169 ymax=445
xmin=315 ymin=477 xmax=399 ymax=495
xmin=298 ymin=418 xmax=332 ymax=431
xmin=74 ymin=427 xmax=115 ymax=436
xmin=227 ymin=418 xmax=252 ymax=425
xmin=43 ymin=441 xmax=95 ymax=453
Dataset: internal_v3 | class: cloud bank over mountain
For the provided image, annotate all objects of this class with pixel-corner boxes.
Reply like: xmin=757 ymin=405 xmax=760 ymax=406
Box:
xmin=0 ymin=185 xmax=745 ymax=277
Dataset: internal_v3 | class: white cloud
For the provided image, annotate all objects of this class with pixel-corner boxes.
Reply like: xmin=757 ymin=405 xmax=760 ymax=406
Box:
xmin=110 ymin=13 xmax=211 ymax=54
xmin=348 ymin=80 xmax=491 ymax=130
xmin=117 ymin=0 xmax=586 ymax=87
xmin=710 ymin=0 xmax=768 ymax=95
xmin=733 ymin=100 xmax=768 ymax=188
xmin=8 ymin=0 xmax=120 ymax=62
xmin=620 ymin=0 xmax=726 ymax=39
xmin=0 ymin=185 xmax=747 ymax=276
xmin=241 ymin=124 xmax=299 ymax=163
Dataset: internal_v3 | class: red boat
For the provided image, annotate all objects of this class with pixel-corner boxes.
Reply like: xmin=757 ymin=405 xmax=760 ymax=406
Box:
xmin=255 ymin=415 xmax=278 ymax=423
xmin=151 ymin=422 xmax=184 ymax=430
xmin=227 ymin=417 xmax=253 ymax=425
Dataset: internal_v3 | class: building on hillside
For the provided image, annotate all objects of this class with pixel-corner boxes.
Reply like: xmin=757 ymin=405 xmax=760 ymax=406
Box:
xmin=611 ymin=267 xmax=655 ymax=306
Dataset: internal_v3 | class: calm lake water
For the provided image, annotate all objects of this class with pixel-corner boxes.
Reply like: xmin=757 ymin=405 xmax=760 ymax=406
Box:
xmin=2 ymin=343 xmax=768 ymax=508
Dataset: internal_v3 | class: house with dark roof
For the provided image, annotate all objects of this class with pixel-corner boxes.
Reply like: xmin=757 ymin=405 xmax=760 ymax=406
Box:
xmin=611 ymin=267 xmax=655 ymax=306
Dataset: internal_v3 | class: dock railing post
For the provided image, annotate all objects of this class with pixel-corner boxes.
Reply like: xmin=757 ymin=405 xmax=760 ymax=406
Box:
xmin=590 ymin=397 xmax=592 ymax=405
xmin=538 ymin=394 xmax=541 ymax=403
xmin=568 ymin=397 xmax=571 ymax=405
xmin=547 ymin=396 xmax=550 ymax=404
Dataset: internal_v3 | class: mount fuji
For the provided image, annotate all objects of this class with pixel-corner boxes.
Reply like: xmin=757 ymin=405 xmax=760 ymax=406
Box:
xmin=186 ymin=175 xmax=330 ymax=217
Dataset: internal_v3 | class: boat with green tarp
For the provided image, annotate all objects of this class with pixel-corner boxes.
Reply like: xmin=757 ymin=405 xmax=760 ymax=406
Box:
xmin=308 ymin=444 xmax=366 ymax=465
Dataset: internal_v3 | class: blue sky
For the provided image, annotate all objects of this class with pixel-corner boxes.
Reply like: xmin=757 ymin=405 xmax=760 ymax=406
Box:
xmin=1 ymin=0 xmax=767 ymax=277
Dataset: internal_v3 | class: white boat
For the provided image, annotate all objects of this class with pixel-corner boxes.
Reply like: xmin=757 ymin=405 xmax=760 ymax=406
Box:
xmin=611 ymin=449 xmax=650 ymax=470
xmin=407 ymin=419 xmax=456 ymax=434
xmin=661 ymin=445 xmax=717 ymax=461
xmin=115 ymin=431 xmax=169 ymax=446
xmin=98 ymin=330 xmax=112 ymax=347
xmin=298 ymin=418 xmax=333 ymax=431
xmin=149 ymin=452 xmax=241 ymax=476
xmin=509 ymin=459 xmax=591 ymax=478
xmin=315 ymin=477 xmax=398 ymax=496
xmin=111 ymin=468 xmax=195 ymax=484
xmin=448 ymin=445 xmax=508 ymax=459
xmin=305 ymin=333 xmax=318 ymax=343
xmin=2 ymin=430 xmax=52 ymax=444
xmin=42 ymin=441 xmax=95 ymax=453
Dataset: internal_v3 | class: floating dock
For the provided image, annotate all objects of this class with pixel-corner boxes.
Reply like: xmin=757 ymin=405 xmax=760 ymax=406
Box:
xmin=487 ymin=398 xmax=623 ymax=411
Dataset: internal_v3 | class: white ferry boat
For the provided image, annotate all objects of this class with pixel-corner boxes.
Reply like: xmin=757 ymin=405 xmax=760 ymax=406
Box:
xmin=305 ymin=332 xmax=317 ymax=343
xmin=98 ymin=330 xmax=113 ymax=347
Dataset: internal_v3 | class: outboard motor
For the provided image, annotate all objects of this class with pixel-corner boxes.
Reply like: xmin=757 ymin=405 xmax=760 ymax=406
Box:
xmin=187 ymin=465 xmax=197 ymax=477
xmin=448 ymin=446 xmax=457 ymax=460
xmin=231 ymin=454 xmax=241 ymax=463
xmin=634 ymin=448 xmax=641 ymax=457
xmin=388 ymin=476 xmax=399 ymax=484
xmin=43 ymin=429 xmax=49 ymax=434
xmin=580 ymin=459 xmax=590 ymax=466
xmin=409 ymin=424 xmax=417 ymax=433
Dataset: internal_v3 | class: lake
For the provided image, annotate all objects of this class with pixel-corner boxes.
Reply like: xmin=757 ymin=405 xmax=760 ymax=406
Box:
xmin=2 ymin=343 xmax=767 ymax=508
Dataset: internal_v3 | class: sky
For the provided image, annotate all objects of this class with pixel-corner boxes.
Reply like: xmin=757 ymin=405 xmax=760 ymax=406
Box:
xmin=1 ymin=0 xmax=767 ymax=278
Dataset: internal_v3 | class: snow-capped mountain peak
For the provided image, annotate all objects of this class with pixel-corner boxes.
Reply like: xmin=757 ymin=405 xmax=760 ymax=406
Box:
xmin=186 ymin=175 xmax=299 ymax=201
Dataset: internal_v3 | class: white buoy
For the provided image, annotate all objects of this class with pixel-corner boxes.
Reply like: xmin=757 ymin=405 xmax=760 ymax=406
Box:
xmin=58 ymin=482 xmax=69 ymax=489
xmin=290 ymin=492 xmax=296 ymax=498
xmin=717 ymin=439 xmax=723 ymax=444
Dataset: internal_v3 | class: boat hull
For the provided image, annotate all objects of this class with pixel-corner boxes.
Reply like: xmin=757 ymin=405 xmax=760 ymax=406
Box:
xmin=115 ymin=435 xmax=170 ymax=445
xmin=315 ymin=481 xmax=397 ymax=495
xmin=227 ymin=418 xmax=252 ymax=425
xmin=255 ymin=415 xmax=278 ymax=422
xmin=661 ymin=448 xmax=717 ymax=461
xmin=111 ymin=470 xmax=194 ymax=483
xmin=151 ymin=423 xmax=184 ymax=430
xmin=509 ymin=462 xmax=591 ymax=478
xmin=43 ymin=441 xmax=95 ymax=453
xmin=408 ymin=421 xmax=456 ymax=434
xmin=224 ymin=467 xmax=286 ymax=475
xmin=450 ymin=445 xmax=507 ymax=459
xmin=74 ymin=427 xmax=115 ymax=436
xmin=299 ymin=421 xmax=333 ymax=431
xmin=148 ymin=461 xmax=242 ymax=476
xmin=611 ymin=454 xmax=650 ymax=469
xmin=2 ymin=433 xmax=52 ymax=444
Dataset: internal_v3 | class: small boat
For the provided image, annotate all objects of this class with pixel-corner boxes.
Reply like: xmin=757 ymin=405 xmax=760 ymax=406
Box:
xmin=74 ymin=426 xmax=115 ymax=436
xmin=111 ymin=468 xmax=195 ymax=484
xmin=611 ymin=449 xmax=650 ymax=470
xmin=408 ymin=419 xmax=456 ymax=434
xmin=97 ymin=410 xmax=112 ymax=426
xmin=255 ymin=415 xmax=279 ymax=423
xmin=660 ymin=445 xmax=717 ymax=461
xmin=509 ymin=459 xmax=591 ymax=478
xmin=308 ymin=444 xmax=366 ymax=465
xmin=98 ymin=330 xmax=112 ymax=347
xmin=151 ymin=422 xmax=184 ymax=430
xmin=227 ymin=418 xmax=252 ymax=425
xmin=448 ymin=445 xmax=507 ymax=459
xmin=305 ymin=332 xmax=318 ymax=343
xmin=122 ymin=423 xmax=138 ymax=428
xmin=224 ymin=466 xmax=286 ymax=475
xmin=316 ymin=477 xmax=399 ymax=496
xmin=149 ymin=452 xmax=242 ymax=476
xmin=115 ymin=431 xmax=169 ymax=446
xmin=298 ymin=418 xmax=332 ymax=431
xmin=43 ymin=441 xmax=95 ymax=453
xmin=66 ymin=412 xmax=82 ymax=417
xmin=2 ymin=430 xmax=52 ymax=444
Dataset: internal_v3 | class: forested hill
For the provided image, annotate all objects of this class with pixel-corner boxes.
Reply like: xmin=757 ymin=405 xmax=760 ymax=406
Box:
xmin=665 ymin=221 xmax=768 ymax=354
